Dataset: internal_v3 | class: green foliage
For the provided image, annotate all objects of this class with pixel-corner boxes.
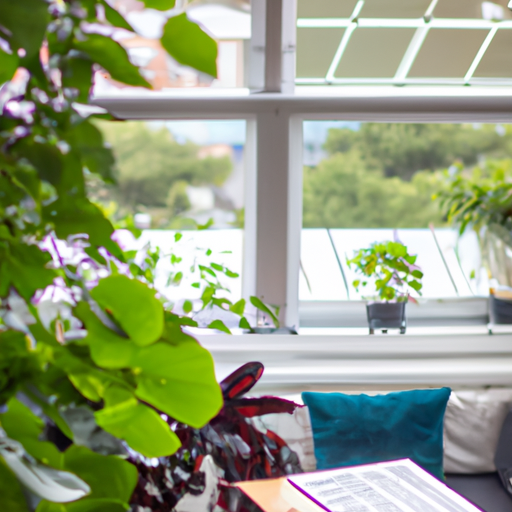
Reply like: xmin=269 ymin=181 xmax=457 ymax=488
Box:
xmin=303 ymin=150 xmax=444 ymax=228
xmin=100 ymin=0 xmax=134 ymax=32
xmin=250 ymin=297 xmax=280 ymax=328
xmin=141 ymin=0 xmax=176 ymax=11
xmin=1 ymin=399 xmax=63 ymax=468
xmin=0 ymin=0 xmax=223 ymax=510
xmin=133 ymin=338 xmax=222 ymax=426
xmin=0 ymin=458 xmax=29 ymax=512
xmin=0 ymin=242 xmax=57 ymax=300
xmin=90 ymin=275 xmax=164 ymax=346
xmin=324 ymin=123 xmax=512 ymax=180
xmin=34 ymin=445 xmax=138 ymax=511
xmin=94 ymin=386 xmax=182 ymax=457
xmin=167 ymin=180 xmax=191 ymax=216
xmin=0 ymin=332 xmax=42 ymax=406
xmin=73 ymin=34 xmax=151 ymax=89
xmin=347 ymin=241 xmax=423 ymax=302
xmin=69 ymin=279 xmax=223 ymax=453
xmin=95 ymin=122 xmax=232 ymax=211
xmin=63 ymin=446 xmax=137 ymax=503
xmin=208 ymin=319 xmax=232 ymax=334
xmin=160 ymin=235 xmax=281 ymax=332
xmin=161 ymin=13 xmax=218 ymax=78
xmin=0 ymin=49 xmax=19 ymax=85
xmin=1 ymin=399 xmax=138 ymax=511
xmin=305 ymin=123 xmax=512 ymax=230
xmin=0 ymin=0 xmax=49 ymax=59
xmin=436 ymin=159 xmax=512 ymax=236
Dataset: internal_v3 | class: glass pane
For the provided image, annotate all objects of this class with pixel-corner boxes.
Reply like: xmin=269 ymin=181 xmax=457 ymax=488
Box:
xmin=296 ymin=0 xmax=512 ymax=85
xmin=474 ymin=30 xmax=512 ymax=78
xmin=300 ymin=230 xmax=346 ymax=301
xmin=326 ymin=229 xmax=476 ymax=299
xmin=301 ymin=121 xmax=512 ymax=302
xmin=97 ymin=1 xmax=250 ymax=93
xmin=335 ymin=28 xmax=415 ymax=78
xmin=408 ymin=29 xmax=489 ymax=78
xmin=297 ymin=0 xmax=357 ymax=18
xmin=296 ymin=28 xmax=345 ymax=78
xmin=94 ymin=120 xmax=245 ymax=305
xmin=433 ymin=0 xmax=511 ymax=19
xmin=358 ymin=0 xmax=431 ymax=19
xmin=137 ymin=229 xmax=243 ymax=306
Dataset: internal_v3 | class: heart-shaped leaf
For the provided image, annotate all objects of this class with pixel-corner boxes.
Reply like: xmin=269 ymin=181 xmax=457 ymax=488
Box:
xmin=90 ymin=275 xmax=164 ymax=347
xmin=74 ymin=302 xmax=138 ymax=370
xmin=133 ymin=340 xmax=223 ymax=428
xmin=95 ymin=387 xmax=180 ymax=457
xmin=73 ymin=34 xmax=150 ymax=88
xmin=161 ymin=14 xmax=217 ymax=77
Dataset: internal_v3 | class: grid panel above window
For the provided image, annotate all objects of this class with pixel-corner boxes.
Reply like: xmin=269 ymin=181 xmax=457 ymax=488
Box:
xmin=296 ymin=0 xmax=512 ymax=86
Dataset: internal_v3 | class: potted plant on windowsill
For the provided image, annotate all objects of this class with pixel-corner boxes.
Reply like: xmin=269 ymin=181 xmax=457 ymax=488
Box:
xmin=347 ymin=240 xmax=423 ymax=334
xmin=436 ymin=160 xmax=512 ymax=330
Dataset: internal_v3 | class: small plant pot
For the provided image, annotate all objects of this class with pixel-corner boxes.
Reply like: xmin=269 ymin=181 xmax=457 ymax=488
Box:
xmin=489 ymin=295 xmax=512 ymax=325
xmin=366 ymin=302 xmax=406 ymax=335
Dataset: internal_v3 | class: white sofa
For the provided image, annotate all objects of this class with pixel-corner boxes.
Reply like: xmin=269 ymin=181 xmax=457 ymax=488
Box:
xmin=254 ymin=388 xmax=512 ymax=512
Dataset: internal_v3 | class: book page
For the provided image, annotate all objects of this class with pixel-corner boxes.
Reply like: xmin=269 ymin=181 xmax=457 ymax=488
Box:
xmin=287 ymin=459 xmax=482 ymax=512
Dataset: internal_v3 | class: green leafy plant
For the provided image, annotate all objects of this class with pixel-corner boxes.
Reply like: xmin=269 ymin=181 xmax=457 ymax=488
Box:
xmin=347 ymin=241 xmax=423 ymax=302
xmin=0 ymin=0 xmax=227 ymax=510
xmin=435 ymin=159 xmax=512 ymax=290
xmin=121 ymin=227 xmax=280 ymax=333
xmin=435 ymin=160 xmax=512 ymax=239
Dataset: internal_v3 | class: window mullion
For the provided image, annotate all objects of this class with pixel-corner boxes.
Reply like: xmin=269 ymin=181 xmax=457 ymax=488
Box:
xmin=281 ymin=0 xmax=297 ymax=94
xmin=254 ymin=111 xmax=290 ymax=324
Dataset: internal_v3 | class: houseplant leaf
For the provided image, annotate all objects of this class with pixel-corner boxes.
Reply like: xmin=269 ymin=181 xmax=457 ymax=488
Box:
xmin=141 ymin=0 xmax=176 ymax=9
xmin=66 ymin=121 xmax=115 ymax=183
xmin=94 ymin=387 xmax=181 ymax=457
xmin=63 ymin=445 xmax=137 ymax=503
xmin=0 ymin=242 xmax=57 ymax=300
xmin=133 ymin=340 xmax=223 ymax=428
xmin=0 ymin=457 xmax=30 ymax=512
xmin=249 ymin=296 xmax=280 ymax=328
xmin=60 ymin=56 xmax=93 ymax=104
xmin=43 ymin=197 xmax=121 ymax=259
xmin=0 ymin=48 xmax=18 ymax=85
xmin=73 ymin=34 xmax=151 ymax=88
xmin=36 ymin=500 xmax=126 ymax=512
xmin=74 ymin=303 xmax=137 ymax=371
xmin=0 ymin=437 xmax=89 ymax=503
xmin=0 ymin=398 xmax=63 ymax=469
xmin=0 ymin=0 xmax=49 ymax=59
xmin=90 ymin=275 xmax=164 ymax=347
xmin=100 ymin=0 xmax=134 ymax=32
xmin=161 ymin=14 xmax=218 ymax=77
xmin=208 ymin=319 xmax=231 ymax=334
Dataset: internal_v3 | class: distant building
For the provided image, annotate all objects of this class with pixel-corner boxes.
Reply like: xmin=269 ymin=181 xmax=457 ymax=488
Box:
xmin=101 ymin=0 xmax=250 ymax=91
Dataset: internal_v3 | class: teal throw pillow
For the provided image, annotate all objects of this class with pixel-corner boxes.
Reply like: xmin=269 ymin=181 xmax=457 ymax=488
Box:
xmin=302 ymin=388 xmax=451 ymax=480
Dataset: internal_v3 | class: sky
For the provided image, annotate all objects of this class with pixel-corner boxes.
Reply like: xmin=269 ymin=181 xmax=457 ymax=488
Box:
xmin=152 ymin=120 xmax=361 ymax=147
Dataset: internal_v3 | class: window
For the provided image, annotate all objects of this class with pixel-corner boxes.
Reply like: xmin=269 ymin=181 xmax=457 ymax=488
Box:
xmin=95 ymin=0 xmax=512 ymax=340
xmin=296 ymin=0 xmax=512 ymax=86
xmin=299 ymin=121 xmax=512 ymax=330
xmin=93 ymin=119 xmax=246 ymax=308
xmin=300 ymin=121 xmax=512 ymax=302
xmin=97 ymin=1 xmax=250 ymax=93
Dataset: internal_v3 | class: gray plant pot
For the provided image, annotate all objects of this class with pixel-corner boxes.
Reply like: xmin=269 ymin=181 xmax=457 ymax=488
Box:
xmin=366 ymin=302 xmax=406 ymax=334
xmin=489 ymin=295 xmax=512 ymax=325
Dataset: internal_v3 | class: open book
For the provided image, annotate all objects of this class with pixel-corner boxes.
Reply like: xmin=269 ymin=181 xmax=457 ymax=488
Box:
xmin=284 ymin=459 xmax=481 ymax=512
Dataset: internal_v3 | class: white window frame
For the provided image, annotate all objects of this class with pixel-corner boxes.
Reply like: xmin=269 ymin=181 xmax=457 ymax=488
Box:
xmin=95 ymin=90 xmax=512 ymax=328
xmin=93 ymin=0 xmax=512 ymax=389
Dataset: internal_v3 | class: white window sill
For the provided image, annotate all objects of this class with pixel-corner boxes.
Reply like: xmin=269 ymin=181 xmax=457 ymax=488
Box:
xmin=197 ymin=332 xmax=512 ymax=393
